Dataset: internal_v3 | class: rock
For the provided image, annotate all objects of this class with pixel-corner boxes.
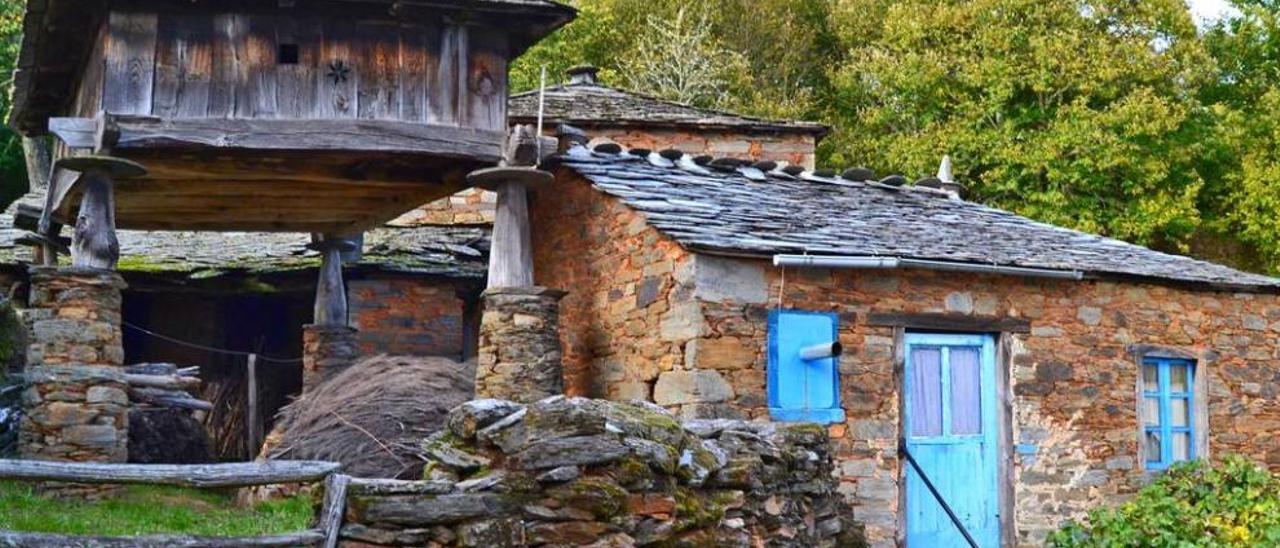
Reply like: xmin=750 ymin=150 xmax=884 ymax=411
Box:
xmin=512 ymin=434 xmax=630 ymax=470
xmin=357 ymin=493 xmax=517 ymax=526
xmin=527 ymin=521 xmax=619 ymax=545
xmin=536 ymin=466 xmax=581 ymax=483
xmin=447 ymin=400 xmax=525 ymax=440
xmin=456 ymin=517 xmax=523 ymax=547
xmin=477 ymin=407 xmax=528 ymax=453
xmin=85 ymin=386 xmax=128 ymax=406
xmin=424 ymin=434 xmax=491 ymax=473
xmin=653 ymin=371 xmax=734 ymax=405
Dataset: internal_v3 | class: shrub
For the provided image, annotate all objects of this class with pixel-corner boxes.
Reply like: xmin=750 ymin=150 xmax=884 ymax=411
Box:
xmin=1048 ymin=456 xmax=1280 ymax=547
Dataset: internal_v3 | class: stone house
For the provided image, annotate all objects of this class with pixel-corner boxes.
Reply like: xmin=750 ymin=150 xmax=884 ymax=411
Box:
xmin=526 ymin=142 xmax=1280 ymax=547
xmin=403 ymin=65 xmax=828 ymax=226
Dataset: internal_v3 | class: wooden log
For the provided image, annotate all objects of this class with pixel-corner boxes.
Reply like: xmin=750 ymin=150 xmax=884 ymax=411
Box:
xmin=124 ymin=373 xmax=201 ymax=391
xmin=128 ymin=387 xmax=214 ymax=411
xmin=70 ymin=171 xmax=119 ymax=270
xmin=246 ymin=354 xmax=261 ymax=455
xmin=487 ymin=181 xmax=533 ymax=289
xmin=0 ymin=530 xmax=325 ymax=547
xmin=48 ymin=116 xmax=506 ymax=161
xmin=126 ymin=363 xmax=178 ymax=375
xmin=319 ymin=474 xmax=351 ymax=548
xmin=0 ymin=459 xmax=341 ymax=488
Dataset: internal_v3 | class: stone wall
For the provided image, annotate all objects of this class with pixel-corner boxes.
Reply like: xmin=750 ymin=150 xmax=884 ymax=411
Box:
xmin=475 ymin=287 xmax=565 ymax=403
xmin=529 ymin=175 xmax=1280 ymax=547
xmin=19 ymin=268 xmax=129 ymax=470
xmin=529 ymin=169 xmax=699 ymax=404
xmin=302 ymin=325 xmax=360 ymax=391
xmin=348 ymin=278 xmax=470 ymax=359
xmin=341 ymin=396 xmax=864 ymax=547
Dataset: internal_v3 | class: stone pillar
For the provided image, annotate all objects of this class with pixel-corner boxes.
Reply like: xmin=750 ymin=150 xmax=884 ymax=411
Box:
xmin=301 ymin=324 xmax=360 ymax=390
xmin=475 ymin=287 xmax=566 ymax=402
xmin=19 ymin=267 xmax=129 ymax=471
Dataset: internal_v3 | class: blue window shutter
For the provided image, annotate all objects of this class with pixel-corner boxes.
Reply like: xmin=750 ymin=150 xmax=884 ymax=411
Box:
xmin=1142 ymin=357 xmax=1196 ymax=470
xmin=768 ymin=310 xmax=845 ymax=424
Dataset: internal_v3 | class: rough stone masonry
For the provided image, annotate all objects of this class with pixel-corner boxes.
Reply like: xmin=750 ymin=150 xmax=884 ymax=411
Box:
xmin=19 ymin=267 xmax=129 ymax=475
xmin=475 ymin=287 xmax=566 ymax=403
xmin=341 ymin=396 xmax=866 ymax=547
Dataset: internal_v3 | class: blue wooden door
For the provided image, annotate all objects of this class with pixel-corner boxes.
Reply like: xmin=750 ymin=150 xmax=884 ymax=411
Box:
xmin=904 ymin=333 xmax=1000 ymax=547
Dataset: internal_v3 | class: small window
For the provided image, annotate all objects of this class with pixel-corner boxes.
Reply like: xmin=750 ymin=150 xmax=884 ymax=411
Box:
xmin=1142 ymin=358 xmax=1196 ymax=470
xmin=767 ymin=310 xmax=845 ymax=424
xmin=278 ymin=43 xmax=300 ymax=65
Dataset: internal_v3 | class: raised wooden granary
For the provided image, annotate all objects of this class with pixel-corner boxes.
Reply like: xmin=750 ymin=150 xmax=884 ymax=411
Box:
xmin=12 ymin=0 xmax=573 ymax=236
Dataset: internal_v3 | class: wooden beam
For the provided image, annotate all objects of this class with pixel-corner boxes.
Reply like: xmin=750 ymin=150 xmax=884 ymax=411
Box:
xmin=70 ymin=171 xmax=119 ymax=269
xmin=0 ymin=459 xmax=341 ymax=488
xmin=0 ymin=531 xmax=325 ymax=548
xmin=319 ymin=474 xmax=351 ymax=548
xmin=865 ymin=312 xmax=1032 ymax=333
xmin=48 ymin=116 xmax=505 ymax=161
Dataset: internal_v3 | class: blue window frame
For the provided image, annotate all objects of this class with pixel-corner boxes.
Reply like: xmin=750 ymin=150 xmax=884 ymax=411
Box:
xmin=767 ymin=309 xmax=845 ymax=424
xmin=1142 ymin=358 xmax=1196 ymax=470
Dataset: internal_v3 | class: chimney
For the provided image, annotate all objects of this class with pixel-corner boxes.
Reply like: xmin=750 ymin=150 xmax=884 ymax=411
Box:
xmin=567 ymin=64 xmax=600 ymax=86
xmin=937 ymin=155 xmax=965 ymax=199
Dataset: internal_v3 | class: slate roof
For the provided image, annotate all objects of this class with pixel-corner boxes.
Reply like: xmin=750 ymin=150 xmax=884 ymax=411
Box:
xmin=556 ymin=146 xmax=1280 ymax=292
xmin=0 ymin=213 xmax=488 ymax=280
xmin=509 ymin=69 xmax=829 ymax=137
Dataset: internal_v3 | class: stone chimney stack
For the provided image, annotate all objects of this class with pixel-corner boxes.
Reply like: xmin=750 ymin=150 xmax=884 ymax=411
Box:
xmin=567 ymin=64 xmax=600 ymax=86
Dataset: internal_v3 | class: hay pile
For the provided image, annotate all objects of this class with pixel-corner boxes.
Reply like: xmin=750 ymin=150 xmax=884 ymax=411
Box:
xmin=265 ymin=355 xmax=475 ymax=479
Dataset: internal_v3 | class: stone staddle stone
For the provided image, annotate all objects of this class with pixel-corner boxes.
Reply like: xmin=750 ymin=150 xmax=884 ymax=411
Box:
xmin=476 ymin=287 xmax=567 ymax=402
xmin=302 ymin=324 xmax=360 ymax=391
xmin=20 ymin=267 xmax=129 ymax=497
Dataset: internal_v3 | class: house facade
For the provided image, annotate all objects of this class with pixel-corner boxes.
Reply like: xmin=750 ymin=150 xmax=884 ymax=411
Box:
xmin=528 ymin=145 xmax=1280 ymax=547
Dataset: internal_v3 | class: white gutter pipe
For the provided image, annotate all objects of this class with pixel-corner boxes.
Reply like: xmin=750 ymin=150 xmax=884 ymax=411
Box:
xmin=799 ymin=341 xmax=843 ymax=361
xmin=772 ymin=254 xmax=1085 ymax=281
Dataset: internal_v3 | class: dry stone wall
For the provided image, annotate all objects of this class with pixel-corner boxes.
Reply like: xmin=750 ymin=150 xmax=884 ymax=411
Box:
xmin=475 ymin=287 xmax=566 ymax=403
xmin=341 ymin=396 xmax=864 ymax=547
xmin=19 ymin=267 xmax=129 ymax=479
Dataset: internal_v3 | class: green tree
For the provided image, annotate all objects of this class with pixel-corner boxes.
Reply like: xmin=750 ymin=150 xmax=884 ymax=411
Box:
xmin=826 ymin=0 xmax=1214 ymax=251
xmin=0 ymin=0 xmax=26 ymax=209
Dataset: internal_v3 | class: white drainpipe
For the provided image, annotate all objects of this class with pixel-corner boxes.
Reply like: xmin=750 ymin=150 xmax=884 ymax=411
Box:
xmin=772 ymin=254 xmax=1085 ymax=281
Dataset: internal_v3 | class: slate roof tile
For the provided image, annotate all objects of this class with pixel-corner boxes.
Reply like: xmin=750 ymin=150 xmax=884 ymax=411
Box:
xmin=558 ymin=147 xmax=1280 ymax=292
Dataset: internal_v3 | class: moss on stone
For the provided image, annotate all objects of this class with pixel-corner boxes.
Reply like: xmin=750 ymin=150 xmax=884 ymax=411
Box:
xmin=673 ymin=487 xmax=725 ymax=533
xmin=552 ymin=477 xmax=628 ymax=520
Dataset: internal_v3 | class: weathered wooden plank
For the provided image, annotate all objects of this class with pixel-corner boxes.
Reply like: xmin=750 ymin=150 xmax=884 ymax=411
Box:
xmin=865 ymin=312 xmax=1032 ymax=333
xmin=0 ymin=459 xmax=341 ymax=488
xmin=398 ymin=23 xmax=437 ymax=123
xmin=208 ymin=14 xmax=245 ymax=117
xmin=154 ymin=14 xmax=214 ymax=118
xmin=74 ymin=26 xmax=109 ymax=117
xmin=355 ymin=21 xmax=401 ymax=120
xmin=103 ymin=11 xmax=159 ymax=115
xmin=318 ymin=19 xmax=356 ymax=118
xmin=319 ymin=474 xmax=351 ymax=548
xmin=429 ymin=24 xmax=462 ymax=125
xmin=47 ymin=116 xmax=505 ymax=160
xmin=276 ymin=16 xmax=322 ymax=119
xmin=464 ymin=28 xmax=508 ymax=132
xmin=237 ymin=14 xmax=279 ymax=118
xmin=246 ymin=354 xmax=261 ymax=454
xmin=129 ymin=387 xmax=213 ymax=411
xmin=0 ymin=530 xmax=325 ymax=548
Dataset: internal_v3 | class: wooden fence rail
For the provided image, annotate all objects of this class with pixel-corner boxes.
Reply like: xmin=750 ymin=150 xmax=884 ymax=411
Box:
xmin=0 ymin=459 xmax=347 ymax=548
xmin=0 ymin=459 xmax=340 ymax=488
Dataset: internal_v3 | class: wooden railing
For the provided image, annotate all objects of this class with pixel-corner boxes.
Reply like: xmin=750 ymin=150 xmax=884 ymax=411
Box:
xmin=0 ymin=459 xmax=349 ymax=548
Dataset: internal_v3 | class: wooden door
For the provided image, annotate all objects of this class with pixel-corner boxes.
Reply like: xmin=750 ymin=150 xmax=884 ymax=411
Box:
xmin=904 ymin=333 xmax=1000 ymax=547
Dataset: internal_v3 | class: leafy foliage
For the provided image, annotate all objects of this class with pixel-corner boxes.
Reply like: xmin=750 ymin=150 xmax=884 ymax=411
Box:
xmin=0 ymin=0 xmax=24 ymax=209
xmin=1048 ymin=456 xmax=1280 ymax=547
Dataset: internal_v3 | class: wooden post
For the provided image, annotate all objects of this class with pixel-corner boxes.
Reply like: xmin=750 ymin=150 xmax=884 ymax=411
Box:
xmin=56 ymin=155 xmax=146 ymax=270
xmin=311 ymin=236 xmax=352 ymax=327
xmin=489 ymin=181 xmax=533 ymax=288
xmin=71 ymin=172 xmax=119 ymax=270
xmin=246 ymin=353 xmax=261 ymax=455
xmin=22 ymin=137 xmax=54 ymax=265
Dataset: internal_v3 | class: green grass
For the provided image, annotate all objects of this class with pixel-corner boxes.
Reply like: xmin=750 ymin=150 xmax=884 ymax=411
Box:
xmin=0 ymin=482 xmax=315 ymax=536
